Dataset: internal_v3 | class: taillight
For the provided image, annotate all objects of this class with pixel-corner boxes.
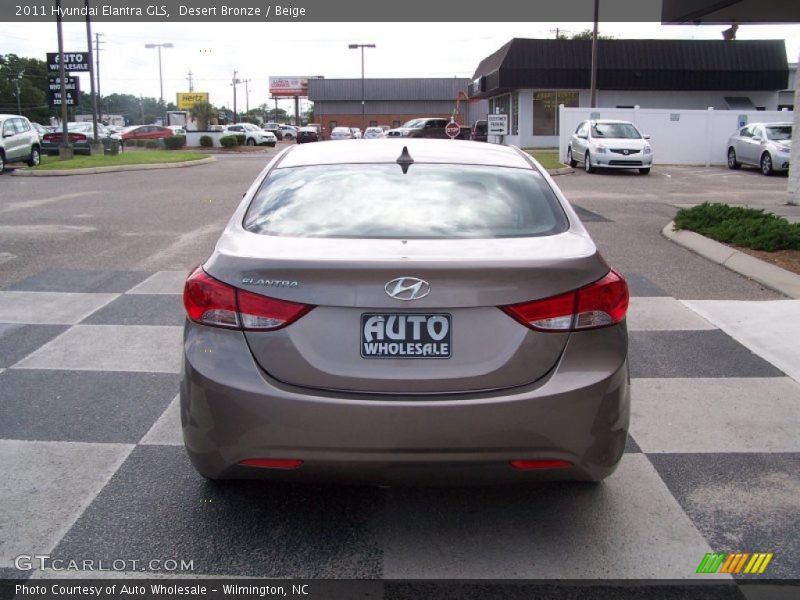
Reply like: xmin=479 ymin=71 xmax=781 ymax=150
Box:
xmin=239 ymin=458 xmax=303 ymax=469
xmin=43 ymin=134 xmax=54 ymax=142
xmin=68 ymin=133 xmax=87 ymax=141
xmin=502 ymin=269 xmax=628 ymax=332
xmin=183 ymin=267 xmax=312 ymax=331
xmin=510 ymin=459 xmax=573 ymax=470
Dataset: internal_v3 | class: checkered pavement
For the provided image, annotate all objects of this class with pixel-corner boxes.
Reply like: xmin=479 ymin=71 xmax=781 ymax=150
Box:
xmin=1 ymin=268 xmax=798 ymax=581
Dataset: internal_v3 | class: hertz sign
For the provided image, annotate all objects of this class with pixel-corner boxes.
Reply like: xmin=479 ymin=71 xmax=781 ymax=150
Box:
xmin=177 ymin=92 xmax=209 ymax=110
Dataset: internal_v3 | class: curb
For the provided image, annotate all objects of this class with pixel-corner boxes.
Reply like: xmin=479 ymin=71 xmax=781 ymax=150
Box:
xmin=11 ymin=156 xmax=216 ymax=177
xmin=547 ymin=166 xmax=574 ymax=176
xmin=662 ymin=221 xmax=800 ymax=299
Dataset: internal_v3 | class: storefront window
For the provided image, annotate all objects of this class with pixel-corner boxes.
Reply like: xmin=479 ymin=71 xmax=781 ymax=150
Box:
xmin=511 ymin=92 xmax=519 ymax=135
xmin=533 ymin=91 xmax=579 ymax=135
xmin=489 ymin=94 xmax=511 ymax=119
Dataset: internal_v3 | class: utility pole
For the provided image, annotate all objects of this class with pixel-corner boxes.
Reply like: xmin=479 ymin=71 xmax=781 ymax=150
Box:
xmin=94 ymin=32 xmax=103 ymax=97
xmin=348 ymin=44 xmax=376 ymax=131
xmin=13 ymin=79 xmax=21 ymax=114
xmin=231 ymin=70 xmax=241 ymax=123
xmin=186 ymin=69 xmax=194 ymax=92
xmin=242 ymin=78 xmax=251 ymax=113
xmin=589 ymin=0 xmax=599 ymax=108
xmin=55 ymin=0 xmax=72 ymax=160
xmin=85 ymin=0 xmax=102 ymax=153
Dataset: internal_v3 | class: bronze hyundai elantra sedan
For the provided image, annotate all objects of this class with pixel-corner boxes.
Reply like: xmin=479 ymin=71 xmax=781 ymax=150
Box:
xmin=181 ymin=138 xmax=630 ymax=484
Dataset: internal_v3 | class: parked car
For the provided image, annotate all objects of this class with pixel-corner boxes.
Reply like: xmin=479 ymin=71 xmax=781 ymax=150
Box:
xmin=30 ymin=122 xmax=47 ymax=141
xmin=363 ymin=127 xmax=385 ymax=139
xmin=224 ymin=123 xmax=276 ymax=147
xmin=0 ymin=114 xmax=41 ymax=171
xmin=180 ymin=138 xmax=631 ymax=483
xmin=118 ymin=124 xmax=174 ymax=143
xmin=279 ymin=125 xmax=298 ymax=140
xmin=726 ymin=122 xmax=792 ymax=176
xmin=350 ymin=128 xmax=363 ymax=139
xmin=295 ymin=126 xmax=320 ymax=144
xmin=390 ymin=118 xmax=451 ymax=139
xmin=471 ymin=119 xmax=488 ymax=142
xmin=568 ymin=120 xmax=653 ymax=175
xmin=41 ymin=122 xmax=115 ymax=156
xmin=385 ymin=128 xmax=404 ymax=138
xmin=262 ymin=122 xmax=284 ymax=141
xmin=167 ymin=125 xmax=187 ymax=136
xmin=330 ymin=126 xmax=354 ymax=140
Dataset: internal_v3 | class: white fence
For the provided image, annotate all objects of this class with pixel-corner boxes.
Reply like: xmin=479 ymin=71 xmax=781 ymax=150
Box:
xmin=558 ymin=106 xmax=794 ymax=166
xmin=185 ymin=131 xmax=230 ymax=148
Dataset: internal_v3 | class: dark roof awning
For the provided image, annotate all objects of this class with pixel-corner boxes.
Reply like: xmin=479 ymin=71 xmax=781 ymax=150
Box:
xmin=724 ymin=96 xmax=755 ymax=109
xmin=470 ymin=38 xmax=789 ymax=98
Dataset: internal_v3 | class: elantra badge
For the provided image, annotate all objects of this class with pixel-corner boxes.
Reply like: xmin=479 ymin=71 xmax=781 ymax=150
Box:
xmin=385 ymin=277 xmax=430 ymax=301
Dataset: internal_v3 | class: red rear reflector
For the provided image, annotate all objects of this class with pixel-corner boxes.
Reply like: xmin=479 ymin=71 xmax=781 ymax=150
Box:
xmin=239 ymin=458 xmax=303 ymax=470
xmin=510 ymin=459 xmax=573 ymax=470
xmin=183 ymin=266 xmax=313 ymax=331
xmin=501 ymin=269 xmax=628 ymax=332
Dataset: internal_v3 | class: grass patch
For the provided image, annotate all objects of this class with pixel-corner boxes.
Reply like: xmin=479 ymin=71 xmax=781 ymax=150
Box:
xmin=523 ymin=149 xmax=563 ymax=170
xmin=31 ymin=151 xmax=206 ymax=171
xmin=674 ymin=203 xmax=800 ymax=252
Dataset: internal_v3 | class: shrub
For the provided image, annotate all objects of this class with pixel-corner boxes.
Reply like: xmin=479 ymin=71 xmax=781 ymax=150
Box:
xmin=199 ymin=135 xmax=213 ymax=148
xmin=234 ymin=134 xmax=246 ymax=145
xmin=219 ymin=135 xmax=238 ymax=148
xmin=163 ymin=135 xmax=186 ymax=150
xmin=145 ymin=140 xmax=159 ymax=149
xmin=137 ymin=139 xmax=147 ymax=147
xmin=674 ymin=202 xmax=800 ymax=252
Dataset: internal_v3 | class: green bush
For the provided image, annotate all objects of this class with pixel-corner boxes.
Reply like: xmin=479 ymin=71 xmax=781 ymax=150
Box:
xmin=674 ymin=202 xmax=800 ymax=252
xmin=145 ymin=140 xmax=159 ymax=149
xmin=136 ymin=139 xmax=147 ymax=147
xmin=199 ymin=135 xmax=213 ymax=148
xmin=234 ymin=134 xmax=246 ymax=145
xmin=163 ymin=135 xmax=186 ymax=150
xmin=219 ymin=135 xmax=238 ymax=148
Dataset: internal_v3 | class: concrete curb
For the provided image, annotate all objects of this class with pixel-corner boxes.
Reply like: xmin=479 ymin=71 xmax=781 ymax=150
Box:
xmin=11 ymin=156 xmax=216 ymax=177
xmin=662 ymin=221 xmax=800 ymax=299
xmin=548 ymin=166 xmax=574 ymax=176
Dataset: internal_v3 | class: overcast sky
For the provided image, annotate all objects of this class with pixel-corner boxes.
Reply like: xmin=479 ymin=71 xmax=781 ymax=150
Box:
xmin=1 ymin=21 xmax=797 ymax=116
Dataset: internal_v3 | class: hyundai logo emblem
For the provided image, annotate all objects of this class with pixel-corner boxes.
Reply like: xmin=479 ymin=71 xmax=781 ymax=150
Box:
xmin=385 ymin=277 xmax=431 ymax=301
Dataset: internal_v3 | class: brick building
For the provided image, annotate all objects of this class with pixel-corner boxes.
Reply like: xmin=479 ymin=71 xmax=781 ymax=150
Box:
xmin=308 ymin=78 xmax=489 ymax=134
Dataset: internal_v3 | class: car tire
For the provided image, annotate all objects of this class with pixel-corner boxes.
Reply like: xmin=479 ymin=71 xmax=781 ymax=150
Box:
xmin=567 ymin=147 xmax=577 ymax=168
xmin=727 ymin=148 xmax=741 ymax=170
xmin=0 ymin=151 xmax=5 ymax=173
xmin=246 ymin=138 xmax=256 ymax=146
xmin=760 ymin=152 xmax=773 ymax=176
xmin=27 ymin=146 xmax=41 ymax=167
xmin=639 ymin=168 xmax=650 ymax=175
xmin=584 ymin=152 xmax=595 ymax=173
xmin=268 ymin=142 xmax=276 ymax=147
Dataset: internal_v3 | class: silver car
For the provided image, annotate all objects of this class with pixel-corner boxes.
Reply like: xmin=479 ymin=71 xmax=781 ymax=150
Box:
xmin=0 ymin=114 xmax=41 ymax=171
xmin=181 ymin=139 xmax=631 ymax=484
xmin=568 ymin=119 xmax=653 ymax=175
xmin=727 ymin=122 xmax=792 ymax=175
xmin=330 ymin=126 xmax=354 ymax=140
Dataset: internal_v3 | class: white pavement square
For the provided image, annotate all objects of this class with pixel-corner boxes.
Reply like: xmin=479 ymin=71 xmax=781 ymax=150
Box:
xmin=0 ymin=291 xmax=118 ymax=325
xmin=13 ymin=325 xmax=183 ymax=373
xmin=382 ymin=454 xmax=718 ymax=579
xmin=127 ymin=271 xmax=187 ymax=295
xmin=631 ymin=378 xmax=800 ymax=453
xmin=0 ymin=440 xmax=132 ymax=568
xmin=683 ymin=300 xmax=800 ymax=383
xmin=627 ymin=297 xmax=716 ymax=331
xmin=139 ymin=395 xmax=182 ymax=446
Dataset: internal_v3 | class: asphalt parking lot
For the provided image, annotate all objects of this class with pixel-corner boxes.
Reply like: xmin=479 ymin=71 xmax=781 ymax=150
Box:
xmin=1 ymin=154 xmax=799 ymax=591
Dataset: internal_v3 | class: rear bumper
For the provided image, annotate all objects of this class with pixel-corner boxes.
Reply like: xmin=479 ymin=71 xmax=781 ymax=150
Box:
xmin=181 ymin=322 xmax=630 ymax=484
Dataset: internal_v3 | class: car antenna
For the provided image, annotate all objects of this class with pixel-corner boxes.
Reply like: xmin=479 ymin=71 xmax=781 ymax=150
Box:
xmin=396 ymin=146 xmax=414 ymax=174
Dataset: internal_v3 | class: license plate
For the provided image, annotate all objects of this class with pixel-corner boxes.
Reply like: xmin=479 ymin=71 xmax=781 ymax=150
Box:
xmin=361 ymin=313 xmax=451 ymax=359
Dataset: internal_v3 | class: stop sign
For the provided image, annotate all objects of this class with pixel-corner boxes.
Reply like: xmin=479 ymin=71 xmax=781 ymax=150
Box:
xmin=445 ymin=121 xmax=461 ymax=139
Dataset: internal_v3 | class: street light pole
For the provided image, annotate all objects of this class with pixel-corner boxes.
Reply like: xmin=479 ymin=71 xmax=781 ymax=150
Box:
xmin=348 ymin=43 xmax=375 ymax=132
xmin=144 ymin=42 xmax=173 ymax=125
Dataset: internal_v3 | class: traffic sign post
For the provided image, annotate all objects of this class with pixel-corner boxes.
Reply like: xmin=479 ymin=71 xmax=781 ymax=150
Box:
xmin=446 ymin=120 xmax=461 ymax=139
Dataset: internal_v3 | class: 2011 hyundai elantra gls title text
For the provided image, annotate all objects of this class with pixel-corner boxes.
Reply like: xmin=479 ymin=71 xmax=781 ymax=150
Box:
xmin=181 ymin=138 xmax=630 ymax=484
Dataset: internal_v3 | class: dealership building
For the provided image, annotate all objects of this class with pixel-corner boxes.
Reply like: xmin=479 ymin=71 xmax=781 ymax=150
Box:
xmin=468 ymin=38 xmax=792 ymax=147
xmin=308 ymin=78 xmax=489 ymax=133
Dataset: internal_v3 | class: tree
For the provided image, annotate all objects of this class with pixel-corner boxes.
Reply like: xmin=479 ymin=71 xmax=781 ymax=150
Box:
xmin=190 ymin=101 xmax=217 ymax=130
xmin=0 ymin=54 xmax=52 ymax=124
xmin=559 ymin=29 xmax=615 ymax=41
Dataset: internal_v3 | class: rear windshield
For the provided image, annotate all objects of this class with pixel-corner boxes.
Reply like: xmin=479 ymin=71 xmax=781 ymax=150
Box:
xmin=243 ymin=164 xmax=569 ymax=239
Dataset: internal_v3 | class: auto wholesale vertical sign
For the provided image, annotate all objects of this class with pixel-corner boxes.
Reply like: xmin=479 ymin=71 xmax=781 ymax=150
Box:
xmin=48 ymin=76 xmax=80 ymax=106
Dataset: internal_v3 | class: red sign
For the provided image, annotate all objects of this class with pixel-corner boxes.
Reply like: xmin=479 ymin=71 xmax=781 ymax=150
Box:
xmin=445 ymin=121 xmax=461 ymax=139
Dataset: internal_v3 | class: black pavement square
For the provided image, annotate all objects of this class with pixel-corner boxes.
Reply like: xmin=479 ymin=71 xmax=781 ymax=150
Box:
xmin=623 ymin=273 xmax=670 ymax=297
xmin=624 ymin=434 xmax=642 ymax=454
xmin=0 ymin=370 xmax=179 ymax=443
xmin=81 ymin=294 xmax=184 ymax=326
xmin=629 ymin=331 xmax=785 ymax=378
xmin=54 ymin=446 xmax=384 ymax=577
xmin=0 ymin=323 xmax=68 ymax=368
xmin=5 ymin=269 xmax=151 ymax=293
xmin=572 ymin=204 xmax=612 ymax=223
xmin=649 ymin=453 xmax=800 ymax=579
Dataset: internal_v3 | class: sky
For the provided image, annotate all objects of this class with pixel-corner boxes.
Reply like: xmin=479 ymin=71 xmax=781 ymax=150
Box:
xmin=1 ymin=21 xmax=798 ymax=117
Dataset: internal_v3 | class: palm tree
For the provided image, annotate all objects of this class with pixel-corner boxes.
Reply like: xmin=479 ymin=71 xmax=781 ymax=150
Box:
xmin=190 ymin=102 xmax=216 ymax=131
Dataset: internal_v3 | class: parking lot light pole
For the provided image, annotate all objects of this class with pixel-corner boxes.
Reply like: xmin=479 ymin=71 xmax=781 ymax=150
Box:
xmin=348 ymin=43 xmax=375 ymax=131
xmin=144 ymin=42 xmax=173 ymax=125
